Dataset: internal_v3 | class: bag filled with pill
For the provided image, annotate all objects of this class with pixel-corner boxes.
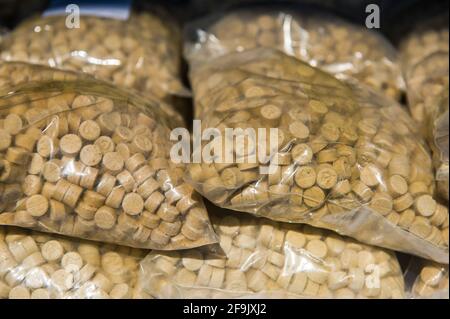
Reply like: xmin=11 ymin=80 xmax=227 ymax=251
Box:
xmin=428 ymin=90 xmax=449 ymax=203
xmin=184 ymin=5 xmax=404 ymax=100
xmin=0 ymin=226 xmax=151 ymax=299
xmin=403 ymin=257 xmax=449 ymax=299
xmin=419 ymin=84 xmax=449 ymax=203
xmin=400 ymin=17 xmax=449 ymax=202
xmin=0 ymin=9 xmax=188 ymax=101
xmin=0 ymin=76 xmax=218 ymax=250
xmin=185 ymin=48 xmax=448 ymax=263
xmin=140 ymin=206 xmax=405 ymax=299
xmin=399 ymin=13 xmax=448 ymax=143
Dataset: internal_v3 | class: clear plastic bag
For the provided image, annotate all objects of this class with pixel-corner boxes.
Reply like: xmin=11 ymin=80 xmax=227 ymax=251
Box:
xmin=400 ymin=14 xmax=449 ymax=82
xmin=404 ymin=257 xmax=449 ymax=299
xmin=403 ymin=52 xmax=449 ymax=127
xmin=0 ymin=10 xmax=187 ymax=100
xmin=185 ymin=6 xmax=404 ymax=100
xmin=0 ymin=226 xmax=151 ymax=299
xmin=428 ymin=88 xmax=449 ymax=202
xmin=400 ymin=13 xmax=449 ymax=124
xmin=140 ymin=207 xmax=405 ymax=299
xmin=186 ymin=48 xmax=448 ymax=263
xmin=400 ymin=20 xmax=449 ymax=202
xmin=0 ymin=76 xmax=217 ymax=250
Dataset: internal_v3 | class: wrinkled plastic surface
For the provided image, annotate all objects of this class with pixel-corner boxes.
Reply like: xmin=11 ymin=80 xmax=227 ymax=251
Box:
xmin=400 ymin=19 xmax=449 ymax=202
xmin=186 ymin=48 xmax=448 ymax=263
xmin=140 ymin=207 xmax=405 ymax=299
xmin=404 ymin=257 xmax=449 ymax=299
xmin=0 ymin=11 xmax=187 ymax=100
xmin=0 ymin=61 xmax=93 ymax=89
xmin=185 ymin=7 xmax=404 ymax=100
xmin=403 ymin=52 xmax=449 ymax=128
xmin=0 ymin=75 xmax=217 ymax=250
xmin=400 ymin=13 xmax=448 ymax=127
xmin=400 ymin=13 xmax=449 ymax=86
xmin=428 ymin=89 xmax=449 ymax=202
xmin=0 ymin=226 xmax=151 ymax=299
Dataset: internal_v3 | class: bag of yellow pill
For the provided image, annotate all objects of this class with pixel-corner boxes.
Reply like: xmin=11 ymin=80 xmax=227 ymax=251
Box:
xmin=140 ymin=206 xmax=405 ymax=299
xmin=0 ymin=8 xmax=187 ymax=101
xmin=426 ymin=86 xmax=449 ymax=203
xmin=400 ymin=13 xmax=448 ymax=126
xmin=184 ymin=48 xmax=448 ymax=263
xmin=185 ymin=5 xmax=404 ymax=100
xmin=0 ymin=76 xmax=217 ymax=250
xmin=0 ymin=226 xmax=151 ymax=299
xmin=400 ymin=50 xmax=449 ymax=204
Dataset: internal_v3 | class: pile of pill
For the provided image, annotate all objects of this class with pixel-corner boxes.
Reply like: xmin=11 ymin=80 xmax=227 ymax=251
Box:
xmin=186 ymin=49 xmax=448 ymax=262
xmin=0 ymin=226 xmax=150 ymax=299
xmin=186 ymin=9 xmax=403 ymax=99
xmin=141 ymin=210 xmax=405 ymax=299
xmin=0 ymin=78 xmax=217 ymax=250
xmin=0 ymin=12 xmax=185 ymax=100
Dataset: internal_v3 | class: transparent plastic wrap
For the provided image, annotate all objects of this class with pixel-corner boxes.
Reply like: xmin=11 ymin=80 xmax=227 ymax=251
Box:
xmin=140 ymin=207 xmax=405 ymax=299
xmin=400 ymin=13 xmax=449 ymax=81
xmin=403 ymin=52 xmax=449 ymax=126
xmin=0 ymin=78 xmax=217 ymax=250
xmin=0 ymin=10 xmax=187 ymax=100
xmin=185 ymin=6 xmax=404 ymax=100
xmin=0 ymin=226 xmax=151 ymax=299
xmin=0 ymin=61 xmax=94 ymax=89
xmin=186 ymin=48 xmax=448 ymax=263
xmin=400 ymin=12 xmax=449 ymax=124
xmin=428 ymin=88 xmax=449 ymax=202
xmin=404 ymin=258 xmax=449 ymax=299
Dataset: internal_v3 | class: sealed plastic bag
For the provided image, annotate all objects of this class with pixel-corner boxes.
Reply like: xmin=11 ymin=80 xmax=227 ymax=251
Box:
xmin=400 ymin=13 xmax=448 ymax=82
xmin=185 ymin=6 xmax=404 ymax=100
xmin=402 ymin=52 xmax=449 ymax=128
xmin=0 ymin=11 xmax=186 ymax=100
xmin=400 ymin=13 xmax=448 ymax=124
xmin=140 ymin=207 xmax=405 ymax=299
xmin=0 ymin=77 xmax=217 ymax=250
xmin=404 ymin=258 xmax=449 ymax=299
xmin=400 ymin=18 xmax=449 ymax=202
xmin=427 ymin=88 xmax=449 ymax=202
xmin=186 ymin=48 xmax=448 ymax=263
xmin=0 ymin=226 xmax=151 ymax=299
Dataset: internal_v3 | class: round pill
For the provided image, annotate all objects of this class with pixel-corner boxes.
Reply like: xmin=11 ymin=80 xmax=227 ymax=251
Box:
xmin=95 ymin=206 xmax=117 ymax=229
xmin=26 ymin=194 xmax=49 ymax=217
xmin=122 ymin=193 xmax=144 ymax=216
xmin=60 ymin=134 xmax=82 ymax=156
xmin=103 ymin=152 xmax=124 ymax=174
xmin=80 ymin=144 xmax=102 ymax=166
xmin=42 ymin=240 xmax=64 ymax=261
xmin=316 ymin=167 xmax=338 ymax=189
xmin=79 ymin=120 xmax=101 ymax=141
xmin=415 ymin=195 xmax=437 ymax=217
xmin=294 ymin=166 xmax=316 ymax=189
xmin=303 ymin=186 xmax=325 ymax=208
